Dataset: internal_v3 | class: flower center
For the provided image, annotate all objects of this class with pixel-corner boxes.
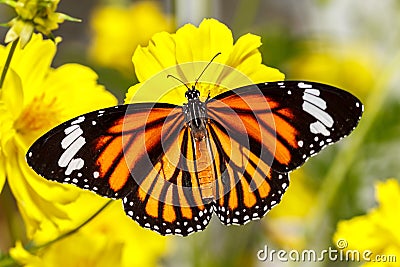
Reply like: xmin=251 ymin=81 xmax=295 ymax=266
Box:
xmin=14 ymin=93 xmax=62 ymax=136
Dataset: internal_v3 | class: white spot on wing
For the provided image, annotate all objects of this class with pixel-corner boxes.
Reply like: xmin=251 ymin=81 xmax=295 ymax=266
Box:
xmin=65 ymin=158 xmax=84 ymax=175
xmin=302 ymin=102 xmax=334 ymax=128
xmin=298 ymin=82 xmax=313 ymax=89
xmin=304 ymin=88 xmax=320 ymax=96
xmin=58 ymin=136 xmax=86 ymax=168
xmin=61 ymin=127 xmax=83 ymax=149
xmin=64 ymin=125 xmax=79 ymax=135
xmin=310 ymin=121 xmax=330 ymax=136
xmin=298 ymin=140 xmax=303 ymax=147
xmin=71 ymin=116 xmax=85 ymax=125
xmin=303 ymin=92 xmax=327 ymax=110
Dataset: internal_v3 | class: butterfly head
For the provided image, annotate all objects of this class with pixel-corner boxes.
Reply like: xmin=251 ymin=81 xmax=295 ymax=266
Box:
xmin=185 ymin=88 xmax=201 ymax=101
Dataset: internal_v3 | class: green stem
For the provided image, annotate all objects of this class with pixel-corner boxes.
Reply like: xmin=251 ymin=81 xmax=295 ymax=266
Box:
xmin=307 ymin=51 xmax=400 ymax=248
xmin=0 ymin=39 xmax=19 ymax=89
xmin=28 ymin=199 xmax=113 ymax=252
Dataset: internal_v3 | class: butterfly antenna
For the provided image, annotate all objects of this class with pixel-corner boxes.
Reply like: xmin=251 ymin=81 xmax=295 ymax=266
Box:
xmin=167 ymin=74 xmax=191 ymax=91
xmin=194 ymin=52 xmax=221 ymax=88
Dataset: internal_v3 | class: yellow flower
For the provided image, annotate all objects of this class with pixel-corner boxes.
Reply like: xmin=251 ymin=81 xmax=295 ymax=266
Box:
xmin=1 ymin=0 xmax=80 ymax=47
xmin=89 ymin=1 xmax=173 ymax=75
xmin=126 ymin=18 xmax=284 ymax=104
xmin=0 ymin=34 xmax=117 ymax=238
xmin=10 ymin=198 xmax=167 ymax=267
xmin=333 ymin=179 xmax=400 ymax=267
xmin=287 ymin=44 xmax=377 ymax=99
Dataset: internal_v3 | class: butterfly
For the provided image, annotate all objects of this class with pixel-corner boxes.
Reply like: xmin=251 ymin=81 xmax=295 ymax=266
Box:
xmin=26 ymin=61 xmax=363 ymax=236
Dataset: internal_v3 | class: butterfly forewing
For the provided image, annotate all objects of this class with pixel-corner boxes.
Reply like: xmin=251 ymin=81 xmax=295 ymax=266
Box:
xmin=208 ymin=81 xmax=363 ymax=173
xmin=27 ymin=103 xmax=179 ymax=198
xmin=27 ymin=105 xmax=134 ymax=198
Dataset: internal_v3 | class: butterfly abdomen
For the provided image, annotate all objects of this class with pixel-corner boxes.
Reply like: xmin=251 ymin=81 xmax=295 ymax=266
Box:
xmin=194 ymin=138 xmax=215 ymax=202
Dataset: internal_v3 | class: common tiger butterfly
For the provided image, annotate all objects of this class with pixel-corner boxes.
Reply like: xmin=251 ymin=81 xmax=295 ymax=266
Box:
xmin=26 ymin=57 xmax=363 ymax=236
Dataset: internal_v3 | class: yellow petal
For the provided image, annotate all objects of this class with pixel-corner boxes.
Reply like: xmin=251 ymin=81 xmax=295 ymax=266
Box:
xmin=334 ymin=214 xmax=383 ymax=253
xmin=80 ymin=200 xmax=167 ymax=267
xmin=31 ymin=192 xmax=108 ymax=244
xmin=228 ymin=33 xmax=285 ymax=82
xmin=0 ymin=68 xmax=24 ymax=118
xmin=227 ymin=33 xmax=262 ymax=66
xmin=242 ymin=64 xmax=285 ymax=83
xmin=124 ymin=83 xmax=141 ymax=103
xmin=41 ymin=232 xmax=124 ymax=267
xmin=42 ymin=63 xmax=117 ymax=119
xmin=9 ymin=34 xmax=56 ymax=103
xmin=125 ymin=67 xmax=188 ymax=105
xmin=9 ymin=241 xmax=44 ymax=267
xmin=6 ymin=142 xmax=79 ymax=238
xmin=174 ymin=18 xmax=233 ymax=63
xmin=133 ymin=32 xmax=177 ymax=82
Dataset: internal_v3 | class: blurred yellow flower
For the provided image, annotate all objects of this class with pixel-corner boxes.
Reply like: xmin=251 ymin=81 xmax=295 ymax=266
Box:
xmin=10 ymin=198 xmax=167 ymax=267
xmin=89 ymin=1 xmax=173 ymax=75
xmin=333 ymin=178 xmax=400 ymax=267
xmin=287 ymin=44 xmax=377 ymax=99
xmin=1 ymin=0 xmax=80 ymax=47
xmin=0 ymin=34 xmax=117 ymax=238
xmin=126 ymin=18 xmax=285 ymax=105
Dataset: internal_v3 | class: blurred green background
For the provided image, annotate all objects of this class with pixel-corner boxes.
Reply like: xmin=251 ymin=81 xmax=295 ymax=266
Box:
xmin=1 ymin=0 xmax=399 ymax=266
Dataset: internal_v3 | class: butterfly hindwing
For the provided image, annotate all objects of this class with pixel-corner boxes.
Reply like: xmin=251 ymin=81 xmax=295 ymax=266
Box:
xmin=205 ymin=120 xmax=290 ymax=225
xmin=121 ymin=123 xmax=214 ymax=236
xmin=215 ymin=169 xmax=289 ymax=225
xmin=123 ymin=190 xmax=214 ymax=236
